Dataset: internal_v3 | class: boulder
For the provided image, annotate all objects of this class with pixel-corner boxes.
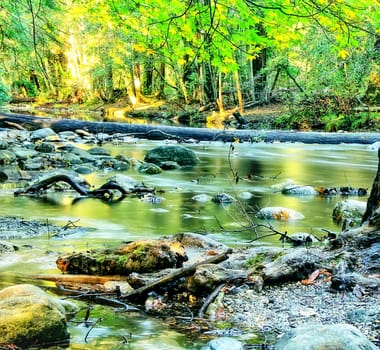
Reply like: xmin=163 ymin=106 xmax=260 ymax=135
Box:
xmin=35 ymin=142 xmax=55 ymax=153
xmin=201 ymin=337 xmax=244 ymax=350
xmin=0 ymin=284 xmax=78 ymax=348
xmin=282 ymin=184 xmax=318 ymax=196
xmin=144 ymin=145 xmax=199 ymax=166
xmin=332 ymin=199 xmax=366 ymax=226
xmin=31 ymin=127 xmax=57 ymax=141
xmin=212 ymin=193 xmax=235 ymax=204
xmin=257 ymin=207 xmax=304 ymax=220
xmin=87 ymin=146 xmax=111 ymax=156
xmin=263 ymin=248 xmax=323 ymax=283
xmin=274 ymin=323 xmax=378 ymax=350
xmin=135 ymin=161 xmax=162 ymax=174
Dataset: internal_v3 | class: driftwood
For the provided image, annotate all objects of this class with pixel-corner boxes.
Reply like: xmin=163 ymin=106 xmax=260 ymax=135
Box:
xmin=1 ymin=111 xmax=380 ymax=144
xmin=121 ymin=249 xmax=231 ymax=301
xmin=30 ymin=250 xmax=231 ymax=309
xmin=32 ymin=274 xmax=129 ymax=285
xmin=13 ymin=174 xmax=153 ymax=200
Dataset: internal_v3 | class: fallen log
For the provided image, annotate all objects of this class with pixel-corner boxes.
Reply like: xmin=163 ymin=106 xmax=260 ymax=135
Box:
xmin=121 ymin=249 xmax=232 ymax=301
xmin=32 ymin=274 xmax=129 ymax=285
xmin=1 ymin=111 xmax=380 ymax=144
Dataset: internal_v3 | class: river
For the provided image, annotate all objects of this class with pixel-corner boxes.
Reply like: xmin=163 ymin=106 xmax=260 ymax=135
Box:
xmin=0 ymin=140 xmax=378 ymax=349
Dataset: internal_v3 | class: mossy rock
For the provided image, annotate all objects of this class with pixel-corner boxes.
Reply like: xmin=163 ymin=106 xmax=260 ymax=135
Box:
xmin=57 ymin=239 xmax=188 ymax=275
xmin=144 ymin=145 xmax=199 ymax=167
xmin=0 ymin=284 xmax=78 ymax=348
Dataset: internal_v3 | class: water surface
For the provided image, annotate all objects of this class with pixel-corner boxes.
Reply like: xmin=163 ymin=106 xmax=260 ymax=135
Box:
xmin=0 ymin=140 xmax=377 ymax=349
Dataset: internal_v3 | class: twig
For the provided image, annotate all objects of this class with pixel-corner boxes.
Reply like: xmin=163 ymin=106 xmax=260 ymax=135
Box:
xmin=198 ymin=283 xmax=225 ymax=318
xmin=84 ymin=317 xmax=103 ymax=343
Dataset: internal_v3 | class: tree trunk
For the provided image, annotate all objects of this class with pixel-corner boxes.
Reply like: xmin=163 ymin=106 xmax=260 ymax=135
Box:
xmin=234 ymin=70 xmax=244 ymax=113
xmin=216 ymin=71 xmax=224 ymax=112
xmin=158 ymin=62 xmax=166 ymax=98
xmin=362 ymin=147 xmax=380 ymax=224
xmin=133 ymin=63 xmax=142 ymax=104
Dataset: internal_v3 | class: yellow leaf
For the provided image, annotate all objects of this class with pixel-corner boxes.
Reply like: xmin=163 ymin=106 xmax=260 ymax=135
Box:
xmin=338 ymin=49 xmax=349 ymax=60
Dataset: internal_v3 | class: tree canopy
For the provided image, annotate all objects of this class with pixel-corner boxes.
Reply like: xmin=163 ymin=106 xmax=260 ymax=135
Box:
xmin=0 ymin=0 xmax=379 ymax=122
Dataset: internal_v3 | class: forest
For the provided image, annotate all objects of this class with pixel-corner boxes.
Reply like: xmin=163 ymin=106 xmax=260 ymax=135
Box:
xmin=0 ymin=0 xmax=379 ymax=130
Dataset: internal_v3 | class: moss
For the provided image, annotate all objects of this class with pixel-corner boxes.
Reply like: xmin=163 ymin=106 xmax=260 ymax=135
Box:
xmin=245 ymin=251 xmax=285 ymax=269
xmin=245 ymin=252 xmax=267 ymax=268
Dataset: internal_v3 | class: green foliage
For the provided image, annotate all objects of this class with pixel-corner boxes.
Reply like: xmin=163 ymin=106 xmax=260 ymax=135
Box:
xmin=12 ymin=79 xmax=38 ymax=97
xmin=0 ymin=82 xmax=10 ymax=105
xmin=0 ymin=0 xmax=379 ymax=112
xmin=321 ymin=113 xmax=346 ymax=132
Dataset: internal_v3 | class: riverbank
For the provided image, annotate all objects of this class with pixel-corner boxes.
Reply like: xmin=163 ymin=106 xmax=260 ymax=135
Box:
xmin=1 ymin=215 xmax=379 ymax=349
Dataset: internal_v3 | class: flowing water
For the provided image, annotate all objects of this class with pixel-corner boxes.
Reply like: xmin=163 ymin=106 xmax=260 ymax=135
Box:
xmin=0 ymin=140 xmax=378 ymax=349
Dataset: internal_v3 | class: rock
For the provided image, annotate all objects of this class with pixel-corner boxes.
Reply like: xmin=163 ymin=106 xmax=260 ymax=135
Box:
xmin=330 ymin=272 xmax=380 ymax=292
xmin=35 ymin=142 xmax=55 ymax=153
xmin=192 ymin=194 xmax=211 ymax=202
xmin=60 ymin=152 xmax=83 ymax=165
xmin=187 ymin=264 xmax=245 ymax=293
xmin=58 ymin=130 xmax=81 ymax=141
xmin=159 ymin=160 xmax=181 ymax=170
xmin=31 ymin=127 xmax=57 ymax=141
xmin=0 ymin=149 xmax=16 ymax=164
xmin=363 ymin=242 xmax=380 ymax=273
xmin=274 ymin=323 xmax=378 ymax=350
xmin=87 ymin=146 xmax=111 ymax=156
xmin=135 ymin=161 xmax=162 ymax=174
xmin=74 ymin=165 xmax=94 ymax=174
xmin=284 ymin=232 xmax=319 ymax=246
xmin=175 ymin=232 xmax=228 ymax=250
xmin=11 ymin=146 xmax=39 ymax=159
xmin=0 ymin=284 xmax=78 ymax=348
xmin=282 ymin=184 xmax=318 ymax=196
xmin=56 ymin=239 xmax=188 ymax=275
xmin=263 ymin=248 xmax=323 ymax=283
xmin=211 ymin=193 xmax=235 ymax=203
xmin=201 ymin=337 xmax=244 ymax=350
xmin=144 ymin=145 xmax=199 ymax=166
xmin=238 ymin=191 xmax=253 ymax=199
xmin=257 ymin=207 xmax=304 ymax=220
xmin=0 ymin=217 xmax=66 ymax=240
xmin=103 ymin=281 xmax=134 ymax=295
xmin=0 ymin=240 xmax=17 ymax=252
xmin=0 ymin=139 xmax=8 ymax=149
xmin=332 ymin=199 xmax=366 ymax=226
xmin=61 ymin=145 xmax=96 ymax=163
xmin=108 ymin=174 xmax=138 ymax=190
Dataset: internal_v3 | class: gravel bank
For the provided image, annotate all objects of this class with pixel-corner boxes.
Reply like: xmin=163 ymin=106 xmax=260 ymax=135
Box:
xmin=223 ymin=279 xmax=380 ymax=346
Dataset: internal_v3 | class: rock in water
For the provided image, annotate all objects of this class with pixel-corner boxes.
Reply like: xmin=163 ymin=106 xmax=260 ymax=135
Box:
xmin=0 ymin=284 xmax=78 ymax=348
xmin=274 ymin=323 xmax=378 ymax=350
xmin=257 ymin=206 xmax=304 ymax=220
xmin=144 ymin=145 xmax=199 ymax=166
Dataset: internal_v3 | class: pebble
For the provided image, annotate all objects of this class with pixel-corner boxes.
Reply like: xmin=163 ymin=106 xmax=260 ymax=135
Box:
xmin=222 ymin=281 xmax=380 ymax=344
